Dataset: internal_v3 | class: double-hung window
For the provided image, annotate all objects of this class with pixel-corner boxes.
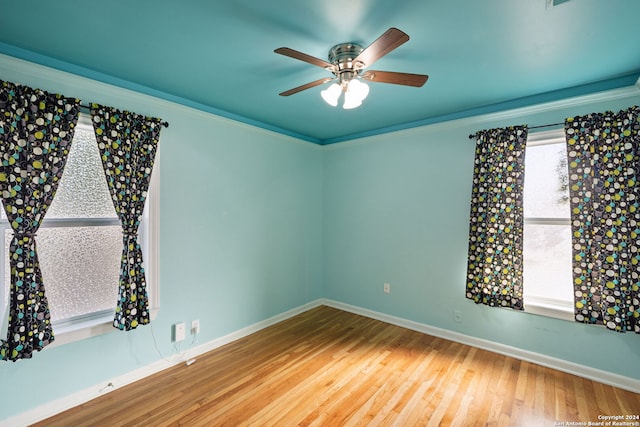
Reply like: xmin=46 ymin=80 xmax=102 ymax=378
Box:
xmin=0 ymin=114 xmax=159 ymax=346
xmin=522 ymin=129 xmax=574 ymax=320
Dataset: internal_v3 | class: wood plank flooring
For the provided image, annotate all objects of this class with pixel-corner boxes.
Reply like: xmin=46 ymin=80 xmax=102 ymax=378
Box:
xmin=35 ymin=306 xmax=639 ymax=426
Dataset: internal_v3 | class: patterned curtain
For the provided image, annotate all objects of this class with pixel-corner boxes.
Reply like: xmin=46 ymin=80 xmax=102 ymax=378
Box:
xmin=0 ymin=80 xmax=80 ymax=361
xmin=565 ymin=106 xmax=639 ymax=333
xmin=466 ymin=126 xmax=528 ymax=310
xmin=90 ymin=104 xmax=162 ymax=331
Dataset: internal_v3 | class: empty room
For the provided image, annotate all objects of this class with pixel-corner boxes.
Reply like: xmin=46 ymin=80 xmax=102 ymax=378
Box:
xmin=0 ymin=1 xmax=639 ymax=426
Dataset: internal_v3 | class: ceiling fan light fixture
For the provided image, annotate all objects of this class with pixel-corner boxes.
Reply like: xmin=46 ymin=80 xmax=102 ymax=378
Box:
xmin=275 ymin=28 xmax=428 ymax=107
xmin=321 ymin=83 xmax=342 ymax=107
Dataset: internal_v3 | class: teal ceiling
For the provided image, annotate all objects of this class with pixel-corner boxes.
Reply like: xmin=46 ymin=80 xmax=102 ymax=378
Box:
xmin=1 ymin=0 xmax=639 ymax=144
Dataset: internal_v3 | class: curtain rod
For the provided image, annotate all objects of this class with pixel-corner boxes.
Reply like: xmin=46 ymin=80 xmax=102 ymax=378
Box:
xmin=79 ymin=103 xmax=169 ymax=128
xmin=468 ymin=122 xmax=563 ymax=139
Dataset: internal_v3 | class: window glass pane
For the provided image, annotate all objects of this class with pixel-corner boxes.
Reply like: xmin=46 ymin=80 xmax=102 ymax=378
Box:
xmin=523 ymin=223 xmax=573 ymax=303
xmin=45 ymin=126 xmax=117 ymax=219
xmin=523 ymin=143 xmax=570 ymax=218
xmin=4 ymin=226 xmax=122 ymax=323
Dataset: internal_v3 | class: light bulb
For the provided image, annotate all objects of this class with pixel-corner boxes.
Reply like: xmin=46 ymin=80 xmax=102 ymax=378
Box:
xmin=321 ymin=83 xmax=342 ymax=107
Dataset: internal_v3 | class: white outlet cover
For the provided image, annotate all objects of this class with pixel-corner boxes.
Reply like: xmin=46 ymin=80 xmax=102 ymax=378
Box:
xmin=174 ymin=323 xmax=186 ymax=342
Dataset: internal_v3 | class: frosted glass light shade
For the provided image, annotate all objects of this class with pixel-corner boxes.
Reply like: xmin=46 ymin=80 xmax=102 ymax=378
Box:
xmin=321 ymin=83 xmax=342 ymax=107
xmin=343 ymin=79 xmax=369 ymax=109
xmin=342 ymin=91 xmax=362 ymax=109
xmin=349 ymin=79 xmax=369 ymax=101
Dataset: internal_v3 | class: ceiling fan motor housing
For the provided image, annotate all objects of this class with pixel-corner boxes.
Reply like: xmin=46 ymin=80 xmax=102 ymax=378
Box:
xmin=328 ymin=43 xmax=364 ymax=83
xmin=275 ymin=28 xmax=428 ymax=97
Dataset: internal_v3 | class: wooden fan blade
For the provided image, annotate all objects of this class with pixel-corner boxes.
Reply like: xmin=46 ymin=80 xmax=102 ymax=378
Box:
xmin=279 ymin=78 xmax=333 ymax=96
xmin=354 ymin=28 xmax=410 ymax=67
xmin=361 ymin=70 xmax=429 ymax=87
xmin=274 ymin=47 xmax=334 ymax=70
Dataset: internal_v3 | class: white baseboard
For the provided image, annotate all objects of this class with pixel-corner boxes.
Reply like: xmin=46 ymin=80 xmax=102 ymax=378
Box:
xmin=4 ymin=298 xmax=638 ymax=426
xmin=0 ymin=300 xmax=323 ymax=427
xmin=319 ymin=299 xmax=640 ymax=394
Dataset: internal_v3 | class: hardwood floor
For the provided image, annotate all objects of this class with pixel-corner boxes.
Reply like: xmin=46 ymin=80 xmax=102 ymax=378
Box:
xmin=35 ymin=306 xmax=639 ymax=426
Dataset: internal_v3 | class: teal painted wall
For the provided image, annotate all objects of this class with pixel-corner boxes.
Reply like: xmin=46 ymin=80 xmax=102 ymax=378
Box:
xmin=0 ymin=56 xmax=324 ymax=419
xmin=1 ymin=54 xmax=639 ymax=422
xmin=322 ymin=93 xmax=640 ymax=381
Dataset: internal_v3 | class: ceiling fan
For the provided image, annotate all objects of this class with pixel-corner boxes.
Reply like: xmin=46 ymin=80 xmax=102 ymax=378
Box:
xmin=274 ymin=28 xmax=429 ymax=109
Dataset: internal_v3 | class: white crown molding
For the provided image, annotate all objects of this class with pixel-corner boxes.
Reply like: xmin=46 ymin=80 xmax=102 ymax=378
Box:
xmin=323 ymin=76 xmax=640 ymax=150
xmin=0 ymin=53 xmax=321 ymax=149
xmin=3 ymin=52 xmax=638 ymax=149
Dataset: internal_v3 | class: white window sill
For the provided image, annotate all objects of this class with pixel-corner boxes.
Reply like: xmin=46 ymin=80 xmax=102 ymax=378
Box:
xmin=524 ymin=296 xmax=574 ymax=322
xmin=47 ymin=308 xmax=159 ymax=349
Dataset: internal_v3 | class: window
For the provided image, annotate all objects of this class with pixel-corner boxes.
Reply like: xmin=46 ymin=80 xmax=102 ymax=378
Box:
xmin=522 ymin=129 xmax=574 ymax=320
xmin=0 ymin=114 xmax=159 ymax=346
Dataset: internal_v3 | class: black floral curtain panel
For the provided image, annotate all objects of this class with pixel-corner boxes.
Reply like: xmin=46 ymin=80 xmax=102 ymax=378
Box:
xmin=466 ymin=125 xmax=528 ymax=310
xmin=0 ymin=80 xmax=80 ymax=361
xmin=565 ymin=106 xmax=639 ymax=334
xmin=90 ymin=104 xmax=162 ymax=331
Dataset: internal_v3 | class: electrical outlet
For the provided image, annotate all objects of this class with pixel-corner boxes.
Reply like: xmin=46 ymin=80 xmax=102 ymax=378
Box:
xmin=454 ymin=310 xmax=462 ymax=323
xmin=383 ymin=283 xmax=391 ymax=294
xmin=191 ymin=319 xmax=200 ymax=335
xmin=173 ymin=322 xmax=186 ymax=342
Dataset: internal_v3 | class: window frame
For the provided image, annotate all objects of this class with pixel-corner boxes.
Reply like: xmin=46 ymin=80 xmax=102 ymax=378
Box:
xmin=522 ymin=128 xmax=574 ymax=321
xmin=0 ymin=113 xmax=160 ymax=348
